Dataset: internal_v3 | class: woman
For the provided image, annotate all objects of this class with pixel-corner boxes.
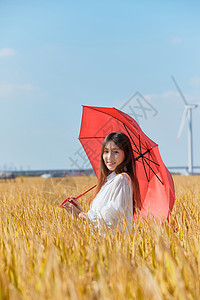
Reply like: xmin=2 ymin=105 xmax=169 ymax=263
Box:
xmin=63 ymin=132 xmax=141 ymax=233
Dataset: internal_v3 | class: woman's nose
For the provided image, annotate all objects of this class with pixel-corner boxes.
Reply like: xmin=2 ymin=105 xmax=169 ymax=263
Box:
xmin=107 ymin=152 xmax=112 ymax=159
xmin=108 ymin=152 xmax=113 ymax=158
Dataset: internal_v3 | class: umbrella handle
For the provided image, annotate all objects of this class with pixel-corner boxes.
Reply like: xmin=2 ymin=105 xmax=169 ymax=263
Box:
xmin=59 ymin=184 xmax=97 ymax=208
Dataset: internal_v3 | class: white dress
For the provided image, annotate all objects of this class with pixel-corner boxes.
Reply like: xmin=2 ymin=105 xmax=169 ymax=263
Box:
xmin=87 ymin=172 xmax=133 ymax=233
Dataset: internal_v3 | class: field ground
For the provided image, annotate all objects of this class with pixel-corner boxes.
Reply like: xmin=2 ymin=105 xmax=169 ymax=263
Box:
xmin=1 ymin=175 xmax=200 ymax=299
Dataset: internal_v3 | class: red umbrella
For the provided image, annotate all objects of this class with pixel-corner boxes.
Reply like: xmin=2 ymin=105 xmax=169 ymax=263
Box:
xmin=78 ymin=105 xmax=175 ymax=221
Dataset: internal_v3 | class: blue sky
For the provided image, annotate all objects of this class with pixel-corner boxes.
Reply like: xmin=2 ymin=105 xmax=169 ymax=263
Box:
xmin=0 ymin=0 xmax=200 ymax=172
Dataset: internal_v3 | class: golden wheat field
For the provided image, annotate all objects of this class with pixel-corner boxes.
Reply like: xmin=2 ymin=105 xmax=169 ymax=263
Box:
xmin=0 ymin=174 xmax=200 ymax=300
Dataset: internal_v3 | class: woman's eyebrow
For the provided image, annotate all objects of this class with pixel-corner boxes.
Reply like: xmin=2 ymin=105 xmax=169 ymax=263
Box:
xmin=104 ymin=146 xmax=120 ymax=150
xmin=112 ymin=147 xmax=120 ymax=150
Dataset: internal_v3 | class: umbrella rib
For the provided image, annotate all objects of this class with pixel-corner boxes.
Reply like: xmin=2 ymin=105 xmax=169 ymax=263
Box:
xmin=123 ymin=123 xmax=163 ymax=180
xmin=139 ymin=156 xmax=160 ymax=166
xmin=123 ymin=123 xmax=141 ymax=155
xmin=135 ymin=141 xmax=160 ymax=166
xmin=139 ymin=134 xmax=142 ymax=156
xmin=138 ymin=136 xmax=148 ymax=181
xmin=140 ymin=136 xmax=150 ymax=181
xmin=135 ymin=148 xmax=150 ymax=160
xmin=135 ymin=143 xmax=160 ymax=167
xmin=142 ymin=157 xmax=164 ymax=185
xmin=125 ymin=124 xmax=153 ymax=150
xmin=140 ymin=135 xmax=150 ymax=182
xmin=79 ymin=136 xmax=109 ymax=139
xmin=123 ymin=123 xmax=155 ymax=157
xmin=123 ymin=121 xmax=152 ymax=150
xmin=142 ymin=156 xmax=150 ymax=182
xmin=126 ymin=125 xmax=150 ymax=182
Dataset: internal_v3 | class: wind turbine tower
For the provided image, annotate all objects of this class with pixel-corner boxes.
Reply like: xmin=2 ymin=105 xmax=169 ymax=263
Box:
xmin=171 ymin=76 xmax=200 ymax=174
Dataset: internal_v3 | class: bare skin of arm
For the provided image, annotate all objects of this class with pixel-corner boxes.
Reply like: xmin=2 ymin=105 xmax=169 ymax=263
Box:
xmin=63 ymin=198 xmax=87 ymax=221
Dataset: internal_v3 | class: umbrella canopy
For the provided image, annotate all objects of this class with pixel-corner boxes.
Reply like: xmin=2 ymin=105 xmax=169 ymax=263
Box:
xmin=79 ymin=106 xmax=175 ymax=221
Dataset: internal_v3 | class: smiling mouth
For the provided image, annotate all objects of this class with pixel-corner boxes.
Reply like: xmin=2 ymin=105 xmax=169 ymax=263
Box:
xmin=107 ymin=162 xmax=115 ymax=166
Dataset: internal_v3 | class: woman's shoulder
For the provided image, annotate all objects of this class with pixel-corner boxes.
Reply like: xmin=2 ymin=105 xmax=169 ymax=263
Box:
xmin=114 ymin=172 xmax=132 ymax=185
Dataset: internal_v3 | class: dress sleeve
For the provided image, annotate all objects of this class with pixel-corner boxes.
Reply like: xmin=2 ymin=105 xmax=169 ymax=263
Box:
xmin=87 ymin=174 xmax=132 ymax=230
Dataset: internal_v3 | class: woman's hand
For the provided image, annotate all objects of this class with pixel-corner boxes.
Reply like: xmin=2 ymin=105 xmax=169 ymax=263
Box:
xmin=70 ymin=198 xmax=84 ymax=212
xmin=63 ymin=197 xmax=85 ymax=218
xmin=78 ymin=212 xmax=87 ymax=221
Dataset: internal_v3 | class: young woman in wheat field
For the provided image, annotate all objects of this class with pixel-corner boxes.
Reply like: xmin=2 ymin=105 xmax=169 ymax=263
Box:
xmin=63 ymin=132 xmax=141 ymax=233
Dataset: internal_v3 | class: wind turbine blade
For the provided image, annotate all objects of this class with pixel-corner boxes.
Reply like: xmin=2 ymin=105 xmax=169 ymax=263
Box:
xmin=171 ymin=75 xmax=188 ymax=105
xmin=176 ymin=107 xmax=189 ymax=142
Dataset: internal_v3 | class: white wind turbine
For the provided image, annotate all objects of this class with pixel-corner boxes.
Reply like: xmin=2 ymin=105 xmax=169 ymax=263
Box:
xmin=171 ymin=76 xmax=200 ymax=174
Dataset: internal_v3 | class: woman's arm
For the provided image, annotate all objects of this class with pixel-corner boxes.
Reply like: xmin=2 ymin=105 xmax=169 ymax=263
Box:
xmin=63 ymin=198 xmax=87 ymax=220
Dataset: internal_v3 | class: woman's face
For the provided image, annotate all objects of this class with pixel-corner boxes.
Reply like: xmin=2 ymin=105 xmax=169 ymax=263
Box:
xmin=103 ymin=140 xmax=125 ymax=171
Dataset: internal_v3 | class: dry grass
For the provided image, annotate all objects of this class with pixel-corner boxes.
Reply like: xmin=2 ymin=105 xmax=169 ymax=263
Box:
xmin=1 ymin=174 xmax=200 ymax=299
